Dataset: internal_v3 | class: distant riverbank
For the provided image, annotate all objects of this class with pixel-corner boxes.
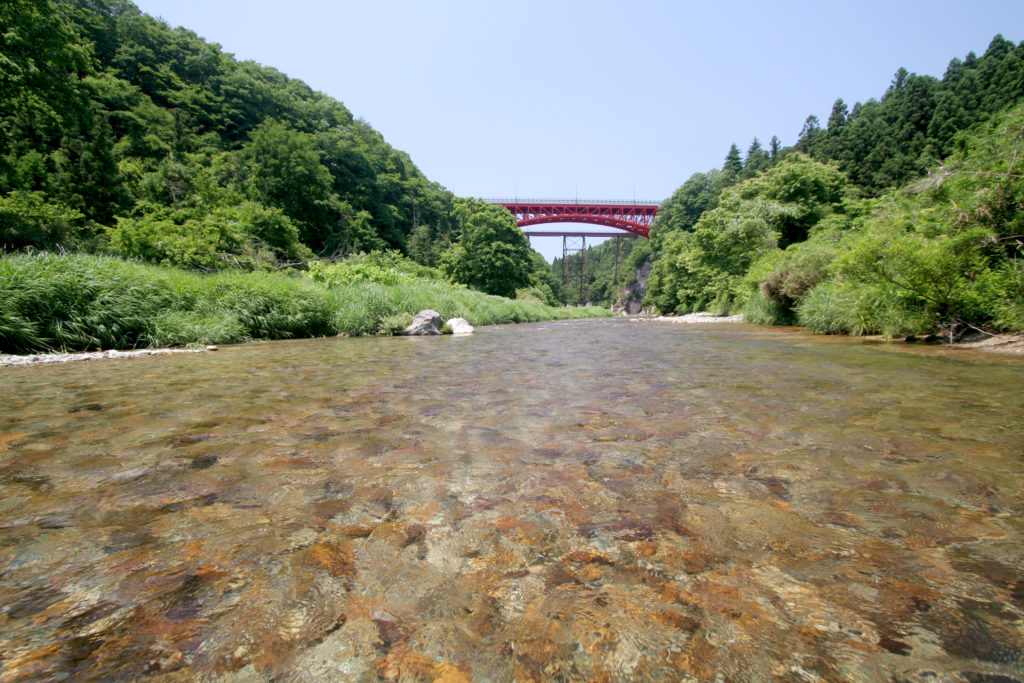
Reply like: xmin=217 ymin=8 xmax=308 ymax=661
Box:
xmin=629 ymin=311 xmax=1024 ymax=356
xmin=0 ymin=253 xmax=610 ymax=357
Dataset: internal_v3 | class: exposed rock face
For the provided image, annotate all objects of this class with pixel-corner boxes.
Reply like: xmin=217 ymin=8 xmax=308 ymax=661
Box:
xmin=624 ymin=258 xmax=652 ymax=315
xmin=446 ymin=318 xmax=475 ymax=335
xmin=402 ymin=310 xmax=443 ymax=335
xmin=611 ymin=299 xmax=628 ymax=316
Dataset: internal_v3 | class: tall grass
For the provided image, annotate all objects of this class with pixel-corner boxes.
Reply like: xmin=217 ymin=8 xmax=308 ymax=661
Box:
xmin=795 ymin=280 xmax=934 ymax=337
xmin=0 ymin=253 xmax=610 ymax=354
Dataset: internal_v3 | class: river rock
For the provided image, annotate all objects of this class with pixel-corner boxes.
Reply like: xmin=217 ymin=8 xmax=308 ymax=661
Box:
xmin=402 ymin=310 xmax=443 ymax=335
xmin=447 ymin=318 xmax=475 ymax=335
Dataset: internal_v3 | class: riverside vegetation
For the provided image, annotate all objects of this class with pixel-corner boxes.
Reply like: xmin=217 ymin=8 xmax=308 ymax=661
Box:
xmin=0 ymin=251 xmax=605 ymax=355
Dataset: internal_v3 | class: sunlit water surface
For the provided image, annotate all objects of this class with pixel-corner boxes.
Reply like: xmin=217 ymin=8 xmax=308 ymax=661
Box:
xmin=2 ymin=319 xmax=1024 ymax=681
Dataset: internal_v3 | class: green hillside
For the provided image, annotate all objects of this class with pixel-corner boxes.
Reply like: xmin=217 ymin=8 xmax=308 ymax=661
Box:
xmin=2 ymin=0 xmax=459 ymax=267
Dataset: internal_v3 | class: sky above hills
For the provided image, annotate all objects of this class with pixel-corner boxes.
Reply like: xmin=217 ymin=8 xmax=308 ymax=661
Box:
xmin=133 ymin=0 xmax=1024 ymax=260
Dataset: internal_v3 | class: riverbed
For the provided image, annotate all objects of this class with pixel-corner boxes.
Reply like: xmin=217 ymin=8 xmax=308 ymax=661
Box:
xmin=1 ymin=318 xmax=1023 ymax=680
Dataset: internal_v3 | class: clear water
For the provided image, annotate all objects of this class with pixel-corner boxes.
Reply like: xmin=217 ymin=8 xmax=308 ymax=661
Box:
xmin=1 ymin=319 xmax=1023 ymax=681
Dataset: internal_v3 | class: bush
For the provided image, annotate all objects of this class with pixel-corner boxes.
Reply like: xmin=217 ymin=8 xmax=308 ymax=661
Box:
xmin=796 ymin=279 xmax=937 ymax=337
xmin=991 ymin=258 xmax=1024 ymax=331
xmin=515 ymin=285 xmax=557 ymax=305
xmin=106 ymin=202 xmax=312 ymax=271
xmin=376 ymin=312 xmax=414 ymax=336
xmin=796 ymin=281 xmax=869 ymax=335
xmin=0 ymin=191 xmax=86 ymax=250
xmin=196 ymin=272 xmax=334 ymax=339
xmin=307 ymin=251 xmax=444 ymax=287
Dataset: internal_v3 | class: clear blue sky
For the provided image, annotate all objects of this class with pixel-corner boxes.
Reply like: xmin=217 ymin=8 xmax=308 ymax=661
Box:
xmin=133 ymin=0 xmax=1023 ymax=261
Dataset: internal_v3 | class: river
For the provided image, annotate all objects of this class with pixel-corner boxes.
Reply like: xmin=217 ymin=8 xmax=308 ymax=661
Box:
xmin=1 ymin=318 xmax=1023 ymax=681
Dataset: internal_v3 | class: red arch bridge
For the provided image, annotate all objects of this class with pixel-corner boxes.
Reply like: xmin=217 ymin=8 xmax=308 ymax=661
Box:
xmin=490 ymin=198 xmax=659 ymax=238
xmin=488 ymin=198 xmax=661 ymax=302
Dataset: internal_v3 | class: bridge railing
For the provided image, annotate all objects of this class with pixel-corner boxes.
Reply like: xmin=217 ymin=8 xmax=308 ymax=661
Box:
xmin=482 ymin=197 xmax=662 ymax=206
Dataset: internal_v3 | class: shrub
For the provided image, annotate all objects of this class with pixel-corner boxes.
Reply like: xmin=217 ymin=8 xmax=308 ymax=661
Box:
xmin=376 ymin=312 xmax=414 ymax=336
xmin=796 ymin=281 xmax=868 ymax=335
xmin=145 ymin=311 xmax=247 ymax=347
xmin=307 ymin=251 xmax=444 ymax=287
xmin=0 ymin=191 xmax=86 ymax=250
xmin=197 ymin=272 xmax=334 ymax=339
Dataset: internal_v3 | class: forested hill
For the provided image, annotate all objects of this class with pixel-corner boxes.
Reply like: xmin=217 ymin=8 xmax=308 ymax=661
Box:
xmin=794 ymin=35 xmax=1024 ymax=194
xmin=1 ymin=0 xmax=459 ymax=268
xmin=553 ymin=35 xmax=1024 ymax=309
xmin=639 ymin=34 xmax=1024 ymax=339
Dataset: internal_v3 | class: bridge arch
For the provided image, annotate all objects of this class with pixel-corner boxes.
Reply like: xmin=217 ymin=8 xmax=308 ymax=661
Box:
xmin=490 ymin=199 xmax=659 ymax=238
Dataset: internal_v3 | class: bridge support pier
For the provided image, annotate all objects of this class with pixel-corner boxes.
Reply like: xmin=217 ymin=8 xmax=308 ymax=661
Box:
xmin=614 ymin=236 xmax=621 ymax=292
xmin=562 ymin=235 xmax=590 ymax=305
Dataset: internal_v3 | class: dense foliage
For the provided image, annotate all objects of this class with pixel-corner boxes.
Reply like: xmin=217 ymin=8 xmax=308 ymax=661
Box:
xmin=791 ymin=105 xmax=1024 ymax=337
xmin=306 ymin=250 xmax=443 ymax=287
xmin=0 ymin=2 xmax=418 ymax=261
xmin=438 ymin=199 xmax=535 ymax=298
xmin=553 ymin=236 xmax=640 ymax=307
xmin=637 ymin=35 xmax=1024 ymax=339
xmin=646 ymin=155 xmax=852 ymax=314
xmin=648 ymin=103 xmax=1024 ymax=339
xmin=0 ymin=0 xmax=552 ymax=304
xmin=797 ymin=37 xmax=1024 ymax=193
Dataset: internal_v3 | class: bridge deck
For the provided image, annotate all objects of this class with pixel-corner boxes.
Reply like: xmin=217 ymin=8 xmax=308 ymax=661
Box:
xmin=484 ymin=197 xmax=660 ymax=206
xmin=523 ymin=231 xmax=639 ymax=238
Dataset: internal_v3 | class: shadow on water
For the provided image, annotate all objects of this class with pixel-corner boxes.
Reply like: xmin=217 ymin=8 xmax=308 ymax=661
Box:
xmin=1 ymin=318 xmax=1024 ymax=680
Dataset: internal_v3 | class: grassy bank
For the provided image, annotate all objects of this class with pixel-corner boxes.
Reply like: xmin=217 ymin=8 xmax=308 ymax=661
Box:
xmin=0 ymin=253 xmax=609 ymax=355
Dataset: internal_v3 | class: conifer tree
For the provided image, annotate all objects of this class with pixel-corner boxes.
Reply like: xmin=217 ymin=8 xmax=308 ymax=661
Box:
xmin=723 ymin=143 xmax=744 ymax=176
xmin=743 ymin=138 xmax=770 ymax=177
xmin=796 ymin=116 xmax=822 ymax=153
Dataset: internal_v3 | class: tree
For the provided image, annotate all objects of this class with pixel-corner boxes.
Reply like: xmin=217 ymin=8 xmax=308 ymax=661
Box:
xmin=645 ymin=155 xmax=851 ymax=314
xmin=440 ymin=199 xmax=532 ymax=297
xmin=737 ymin=153 xmax=849 ymax=247
xmin=723 ymin=143 xmax=744 ymax=176
xmin=234 ymin=120 xmax=341 ymax=253
xmin=826 ymin=98 xmax=849 ymax=132
xmin=743 ymin=138 xmax=770 ymax=177
xmin=654 ymin=170 xmax=724 ymax=235
xmin=796 ymin=115 xmax=822 ymax=152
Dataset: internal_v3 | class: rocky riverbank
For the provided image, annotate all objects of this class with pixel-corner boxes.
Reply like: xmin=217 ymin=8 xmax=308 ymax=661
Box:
xmin=631 ymin=313 xmax=1024 ymax=355
xmin=0 ymin=347 xmax=214 ymax=367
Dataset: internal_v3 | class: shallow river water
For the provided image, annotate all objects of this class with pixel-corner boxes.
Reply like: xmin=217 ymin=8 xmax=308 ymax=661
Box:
xmin=1 ymin=319 xmax=1024 ymax=681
